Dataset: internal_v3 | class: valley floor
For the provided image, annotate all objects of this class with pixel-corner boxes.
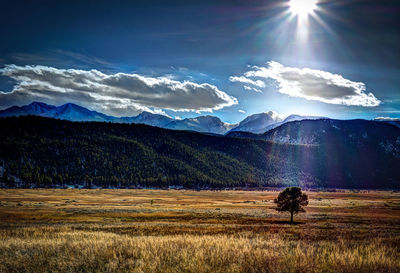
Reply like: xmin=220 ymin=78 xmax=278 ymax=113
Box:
xmin=0 ymin=189 xmax=400 ymax=272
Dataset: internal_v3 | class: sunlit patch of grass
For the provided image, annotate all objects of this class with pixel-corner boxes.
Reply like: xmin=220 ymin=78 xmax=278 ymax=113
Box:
xmin=0 ymin=229 xmax=399 ymax=273
xmin=0 ymin=189 xmax=399 ymax=272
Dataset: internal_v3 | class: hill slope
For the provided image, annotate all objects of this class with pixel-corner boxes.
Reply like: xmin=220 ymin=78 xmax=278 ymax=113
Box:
xmin=229 ymin=119 xmax=400 ymax=188
xmin=0 ymin=116 xmax=399 ymax=189
xmin=262 ymin=119 xmax=400 ymax=148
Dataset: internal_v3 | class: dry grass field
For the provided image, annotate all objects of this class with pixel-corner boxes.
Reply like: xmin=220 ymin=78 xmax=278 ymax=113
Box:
xmin=0 ymin=189 xmax=399 ymax=272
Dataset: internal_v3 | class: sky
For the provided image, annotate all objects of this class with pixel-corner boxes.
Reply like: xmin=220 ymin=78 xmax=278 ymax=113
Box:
xmin=0 ymin=0 xmax=399 ymax=123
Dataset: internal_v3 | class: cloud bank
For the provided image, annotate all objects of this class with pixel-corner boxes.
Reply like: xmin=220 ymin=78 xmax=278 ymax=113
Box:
xmin=231 ymin=61 xmax=380 ymax=107
xmin=0 ymin=65 xmax=238 ymax=116
xmin=374 ymin=117 xmax=400 ymax=121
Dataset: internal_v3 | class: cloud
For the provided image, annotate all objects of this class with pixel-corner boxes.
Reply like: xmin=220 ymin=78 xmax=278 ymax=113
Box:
xmin=374 ymin=117 xmax=400 ymax=121
xmin=0 ymin=65 xmax=237 ymax=116
xmin=243 ymin=86 xmax=262 ymax=93
xmin=238 ymin=109 xmax=246 ymax=114
xmin=229 ymin=76 xmax=265 ymax=89
xmin=231 ymin=61 xmax=380 ymax=107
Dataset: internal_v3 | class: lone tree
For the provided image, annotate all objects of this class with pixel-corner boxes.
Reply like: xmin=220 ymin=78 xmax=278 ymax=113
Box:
xmin=274 ymin=187 xmax=308 ymax=223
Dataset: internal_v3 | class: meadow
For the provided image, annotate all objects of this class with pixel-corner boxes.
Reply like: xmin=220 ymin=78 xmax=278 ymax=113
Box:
xmin=0 ymin=189 xmax=399 ymax=272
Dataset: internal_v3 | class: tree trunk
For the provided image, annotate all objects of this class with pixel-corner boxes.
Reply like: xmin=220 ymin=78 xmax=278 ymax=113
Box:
xmin=290 ymin=211 xmax=294 ymax=223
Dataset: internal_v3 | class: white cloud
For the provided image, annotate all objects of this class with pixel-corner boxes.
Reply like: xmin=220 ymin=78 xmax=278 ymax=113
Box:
xmin=374 ymin=117 xmax=400 ymax=121
xmin=232 ymin=61 xmax=380 ymax=107
xmin=152 ymin=109 xmax=171 ymax=117
xmin=0 ymin=65 xmax=238 ymax=116
xmin=238 ymin=109 xmax=246 ymax=114
xmin=243 ymin=86 xmax=262 ymax=93
xmin=229 ymin=76 xmax=265 ymax=88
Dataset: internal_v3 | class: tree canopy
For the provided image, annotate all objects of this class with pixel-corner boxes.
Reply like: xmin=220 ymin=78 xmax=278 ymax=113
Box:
xmin=274 ymin=187 xmax=309 ymax=223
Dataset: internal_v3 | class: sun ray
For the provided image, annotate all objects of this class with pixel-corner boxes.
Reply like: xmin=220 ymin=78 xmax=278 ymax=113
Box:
xmin=289 ymin=0 xmax=318 ymax=19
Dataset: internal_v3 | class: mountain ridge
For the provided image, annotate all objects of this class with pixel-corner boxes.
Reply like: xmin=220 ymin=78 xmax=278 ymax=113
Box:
xmin=1 ymin=101 xmax=397 ymax=135
xmin=1 ymin=115 xmax=399 ymax=189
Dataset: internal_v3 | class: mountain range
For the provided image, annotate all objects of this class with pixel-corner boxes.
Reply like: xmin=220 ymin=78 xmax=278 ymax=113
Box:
xmin=0 ymin=102 xmax=326 ymax=135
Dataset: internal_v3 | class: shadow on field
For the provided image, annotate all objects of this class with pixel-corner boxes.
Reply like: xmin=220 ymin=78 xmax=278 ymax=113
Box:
xmin=270 ymin=220 xmax=306 ymax=225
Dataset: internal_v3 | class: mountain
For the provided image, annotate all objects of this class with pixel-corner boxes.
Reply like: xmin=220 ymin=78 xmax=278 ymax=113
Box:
xmin=229 ymin=118 xmax=400 ymax=148
xmin=123 ymin=111 xmax=173 ymax=127
xmin=283 ymin=114 xmax=326 ymax=123
xmin=263 ymin=119 xmax=400 ymax=188
xmin=374 ymin=117 xmax=400 ymax=128
xmin=229 ymin=111 xmax=282 ymax=134
xmin=165 ymin=116 xmax=235 ymax=134
xmin=226 ymin=118 xmax=400 ymax=189
xmin=41 ymin=103 xmax=117 ymax=122
xmin=0 ymin=102 xmax=56 ymax=117
xmin=227 ymin=113 xmax=326 ymax=134
xmin=261 ymin=119 xmax=400 ymax=147
xmin=0 ymin=101 xmax=117 ymax=122
xmin=0 ymin=102 xmax=175 ymax=128
xmin=385 ymin=121 xmax=400 ymax=128
xmin=1 ymin=116 xmax=399 ymax=189
xmin=261 ymin=114 xmax=327 ymax=132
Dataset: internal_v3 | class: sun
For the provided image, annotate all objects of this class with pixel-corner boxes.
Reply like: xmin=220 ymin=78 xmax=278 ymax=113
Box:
xmin=289 ymin=0 xmax=318 ymax=18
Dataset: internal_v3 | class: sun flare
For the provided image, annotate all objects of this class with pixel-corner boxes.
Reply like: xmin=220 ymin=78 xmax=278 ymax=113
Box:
xmin=289 ymin=0 xmax=318 ymax=18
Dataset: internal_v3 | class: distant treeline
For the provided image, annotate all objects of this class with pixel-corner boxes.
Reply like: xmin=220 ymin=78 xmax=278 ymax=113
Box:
xmin=0 ymin=116 xmax=399 ymax=189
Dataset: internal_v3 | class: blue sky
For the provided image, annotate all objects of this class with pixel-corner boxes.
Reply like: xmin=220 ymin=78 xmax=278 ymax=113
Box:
xmin=0 ymin=0 xmax=399 ymax=123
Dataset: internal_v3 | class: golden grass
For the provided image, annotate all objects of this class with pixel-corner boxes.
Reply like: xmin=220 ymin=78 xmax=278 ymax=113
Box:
xmin=0 ymin=189 xmax=399 ymax=272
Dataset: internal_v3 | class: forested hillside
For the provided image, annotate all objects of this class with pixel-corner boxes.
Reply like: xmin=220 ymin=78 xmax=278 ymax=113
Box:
xmin=0 ymin=116 xmax=399 ymax=189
